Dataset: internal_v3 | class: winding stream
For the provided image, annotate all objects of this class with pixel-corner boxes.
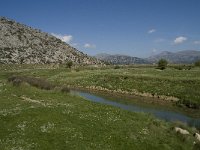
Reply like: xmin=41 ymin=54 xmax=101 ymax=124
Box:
xmin=71 ymin=90 xmax=200 ymax=129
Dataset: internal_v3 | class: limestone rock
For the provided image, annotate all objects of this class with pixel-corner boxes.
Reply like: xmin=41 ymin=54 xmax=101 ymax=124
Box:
xmin=0 ymin=17 xmax=101 ymax=65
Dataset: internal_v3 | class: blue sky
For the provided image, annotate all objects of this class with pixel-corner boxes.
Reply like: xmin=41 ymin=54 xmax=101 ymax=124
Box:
xmin=0 ymin=0 xmax=200 ymax=57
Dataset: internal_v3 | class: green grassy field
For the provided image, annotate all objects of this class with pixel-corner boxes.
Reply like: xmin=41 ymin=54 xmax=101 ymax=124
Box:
xmin=63 ymin=67 xmax=200 ymax=108
xmin=11 ymin=65 xmax=200 ymax=108
xmin=0 ymin=65 xmax=200 ymax=149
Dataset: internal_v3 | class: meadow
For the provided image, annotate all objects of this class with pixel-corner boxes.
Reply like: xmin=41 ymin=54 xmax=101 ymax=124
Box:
xmin=11 ymin=64 xmax=200 ymax=108
xmin=0 ymin=64 xmax=200 ymax=149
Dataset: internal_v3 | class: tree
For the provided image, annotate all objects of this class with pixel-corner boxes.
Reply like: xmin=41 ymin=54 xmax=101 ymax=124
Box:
xmin=158 ymin=59 xmax=168 ymax=70
xmin=195 ymin=60 xmax=200 ymax=67
xmin=66 ymin=61 xmax=73 ymax=68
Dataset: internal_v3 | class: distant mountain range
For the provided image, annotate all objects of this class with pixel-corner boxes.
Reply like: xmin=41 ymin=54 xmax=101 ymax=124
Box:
xmin=147 ymin=50 xmax=200 ymax=64
xmin=95 ymin=53 xmax=149 ymax=65
xmin=0 ymin=17 xmax=101 ymax=64
xmin=95 ymin=50 xmax=200 ymax=64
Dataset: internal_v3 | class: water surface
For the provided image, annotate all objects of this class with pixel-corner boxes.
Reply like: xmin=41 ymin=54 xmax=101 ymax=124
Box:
xmin=71 ymin=90 xmax=200 ymax=129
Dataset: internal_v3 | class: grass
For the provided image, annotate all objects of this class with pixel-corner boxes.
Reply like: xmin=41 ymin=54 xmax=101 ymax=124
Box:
xmin=0 ymin=64 xmax=200 ymax=149
xmin=27 ymin=66 xmax=200 ymax=109
xmin=3 ymin=64 xmax=200 ymax=108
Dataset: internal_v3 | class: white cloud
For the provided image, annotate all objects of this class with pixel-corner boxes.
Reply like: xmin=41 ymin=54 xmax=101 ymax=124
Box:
xmin=148 ymin=29 xmax=156 ymax=34
xmin=84 ymin=43 xmax=96 ymax=48
xmin=51 ymin=33 xmax=73 ymax=43
xmin=194 ymin=41 xmax=200 ymax=44
xmin=174 ymin=36 xmax=187 ymax=44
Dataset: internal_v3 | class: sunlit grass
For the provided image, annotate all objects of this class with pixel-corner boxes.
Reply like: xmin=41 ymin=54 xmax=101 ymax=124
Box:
xmin=0 ymin=64 xmax=200 ymax=149
xmin=0 ymin=82 xmax=197 ymax=149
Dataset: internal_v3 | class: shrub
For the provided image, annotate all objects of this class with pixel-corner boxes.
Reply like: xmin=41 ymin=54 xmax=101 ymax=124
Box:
xmin=157 ymin=59 xmax=168 ymax=70
xmin=66 ymin=61 xmax=73 ymax=68
xmin=8 ymin=76 xmax=55 ymax=90
xmin=13 ymin=78 xmax=23 ymax=86
xmin=174 ymin=65 xmax=193 ymax=70
xmin=61 ymin=87 xmax=70 ymax=93
xmin=8 ymin=76 xmax=17 ymax=82
xmin=8 ymin=76 xmax=24 ymax=86
xmin=195 ymin=60 xmax=200 ymax=67
xmin=176 ymin=100 xmax=200 ymax=109
xmin=114 ymin=65 xmax=120 ymax=69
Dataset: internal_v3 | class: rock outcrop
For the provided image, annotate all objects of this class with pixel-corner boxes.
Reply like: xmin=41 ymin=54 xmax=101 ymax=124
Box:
xmin=0 ymin=17 xmax=101 ymax=64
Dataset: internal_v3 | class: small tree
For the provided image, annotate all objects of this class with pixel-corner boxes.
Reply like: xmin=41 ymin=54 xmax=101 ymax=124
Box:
xmin=66 ymin=61 xmax=73 ymax=68
xmin=158 ymin=59 xmax=168 ymax=70
xmin=195 ymin=60 xmax=200 ymax=67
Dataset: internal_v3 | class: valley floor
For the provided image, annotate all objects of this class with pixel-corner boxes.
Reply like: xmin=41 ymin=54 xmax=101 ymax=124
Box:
xmin=0 ymin=64 xmax=200 ymax=149
xmin=11 ymin=64 xmax=200 ymax=108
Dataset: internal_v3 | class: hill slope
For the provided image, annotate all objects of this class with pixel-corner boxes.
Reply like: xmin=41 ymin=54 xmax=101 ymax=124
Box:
xmin=147 ymin=50 xmax=200 ymax=64
xmin=0 ymin=17 xmax=100 ymax=64
xmin=95 ymin=53 xmax=149 ymax=64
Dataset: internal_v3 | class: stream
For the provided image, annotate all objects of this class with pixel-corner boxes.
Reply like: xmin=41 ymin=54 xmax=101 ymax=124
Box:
xmin=71 ymin=90 xmax=200 ymax=129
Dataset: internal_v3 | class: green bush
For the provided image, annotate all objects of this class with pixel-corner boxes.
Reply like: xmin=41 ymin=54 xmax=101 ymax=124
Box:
xmin=174 ymin=65 xmax=193 ymax=70
xmin=157 ymin=59 xmax=168 ymax=70
xmin=61 ymin=86 xmax=70 ymax=93
xmin=114 ymin=65 xmax=120 ymax=69
xmin=195 ymin=60 xmax=200 ymax=67
xmin=66 ymin=61 xmax=73 ymax=68
xmin=8 ymin=76 xmax=55 ymax=90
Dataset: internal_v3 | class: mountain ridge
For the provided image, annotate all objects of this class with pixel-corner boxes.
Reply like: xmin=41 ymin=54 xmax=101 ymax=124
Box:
xmin=95 ymin=50 xmax=200 ymax=65
xmin=95 ymin=53 xmax=149 ymax=64
xmin=148 ymin=50 xmax=200 ymax=64
xmin=0 ymin=17 xmax=101 ymax=64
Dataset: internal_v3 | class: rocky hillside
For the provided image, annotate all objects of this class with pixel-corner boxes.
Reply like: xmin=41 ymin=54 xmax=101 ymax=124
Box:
xmin=147 ymin=50 xmax=200 ymax=64
xmin=95 ymin=53 xmax=149 ymax=64
xmin=0 ymin=17 xmax=101 ymax=64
